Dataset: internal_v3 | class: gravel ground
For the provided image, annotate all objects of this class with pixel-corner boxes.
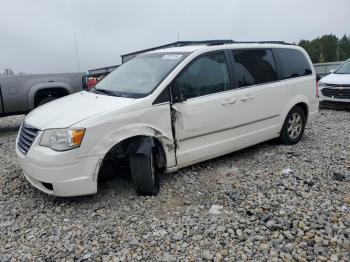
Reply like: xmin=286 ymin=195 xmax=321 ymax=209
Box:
xmin=0 ymin=110 xmax=349 ymax=261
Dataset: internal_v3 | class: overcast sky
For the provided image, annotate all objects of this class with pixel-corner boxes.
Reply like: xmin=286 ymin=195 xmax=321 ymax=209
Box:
xmin=0 ymin=0 xmax=349 ymax=74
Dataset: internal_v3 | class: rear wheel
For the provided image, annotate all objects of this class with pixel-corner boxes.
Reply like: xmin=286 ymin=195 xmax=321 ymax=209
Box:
xmin=129 ymin=151 xmax=159 ymax=196
xmin=280 ymin=106 xmax=306 ymax=145
xmin=37 ymin=96 xmax=57 ymax=106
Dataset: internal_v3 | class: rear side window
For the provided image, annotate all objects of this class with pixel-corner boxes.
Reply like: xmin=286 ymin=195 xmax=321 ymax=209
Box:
xmin=176 ymin=52 xmax=230 ymax=99
xmin=277 ymin=48 xmax=312 ymax=79
xmin=232 ymin=49 xmax=277 ymax=87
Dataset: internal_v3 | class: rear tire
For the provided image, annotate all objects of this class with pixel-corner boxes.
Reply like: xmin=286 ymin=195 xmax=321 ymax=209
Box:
xmin=280 ymin=106 xmax=306 ymax=145
xmin=129 ymin=151 xmax=159 ymax=196
xmin=37 ymin=96 xmax=57 ymax=106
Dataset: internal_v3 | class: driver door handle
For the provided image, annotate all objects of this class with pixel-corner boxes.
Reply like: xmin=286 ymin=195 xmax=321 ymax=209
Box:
xmin=222 ymin=98 xmax=236 ymax=105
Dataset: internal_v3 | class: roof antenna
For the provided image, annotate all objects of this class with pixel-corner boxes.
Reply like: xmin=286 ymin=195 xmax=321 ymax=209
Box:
xmin=177 ymin=32 xmax=180 ymax=41
xmin=74 ymin=34 xmax=81 ymax=72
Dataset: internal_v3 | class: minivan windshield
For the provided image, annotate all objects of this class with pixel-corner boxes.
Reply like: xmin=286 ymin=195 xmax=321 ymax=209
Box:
xmin=93 ymin=52 xmax=189 ymax=98
xmin=335 ymin=60 xmax=350 ymax=74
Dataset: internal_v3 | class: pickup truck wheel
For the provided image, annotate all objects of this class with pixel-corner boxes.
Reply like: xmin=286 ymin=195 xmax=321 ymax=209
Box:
xmin=129 ymin=151 xmax=160 ymax=196
xmin=38 ymin=96 xmax=57 ymax=106
xmin=280 ymin=106 xmax=306 ymax=145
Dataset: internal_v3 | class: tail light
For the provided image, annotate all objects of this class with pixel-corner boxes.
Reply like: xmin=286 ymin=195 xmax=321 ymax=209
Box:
xmin=87 ymin=78 xmax=98 ymax=89
xmin=316 ymin=75 xmax=320 ymax=98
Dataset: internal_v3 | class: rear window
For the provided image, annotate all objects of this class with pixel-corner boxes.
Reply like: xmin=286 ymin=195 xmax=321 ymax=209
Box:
xmin=277 ymin=48 xmax=312 ymax=79
xmin=232 ymin=49 xmax=277 ymax=87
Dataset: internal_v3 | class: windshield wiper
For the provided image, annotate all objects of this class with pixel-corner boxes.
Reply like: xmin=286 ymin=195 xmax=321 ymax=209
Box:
xmin=89 ymin=87 xmax=145 ymax=98
xmin=91 ymin=88 xmax=123 ymax=97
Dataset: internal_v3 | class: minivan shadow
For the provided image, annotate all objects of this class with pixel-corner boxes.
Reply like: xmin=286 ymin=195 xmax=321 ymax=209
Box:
xmin=44 ymin=139 xmax=284 ymax=204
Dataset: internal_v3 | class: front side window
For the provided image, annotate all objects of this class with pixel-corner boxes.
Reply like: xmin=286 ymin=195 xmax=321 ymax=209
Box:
xmin=94 ymin=52 xmax=189 ymax=98
xmin=175 ymin=52 xmax=230 ymax=100
xmin=232 ymin=49 xmax=277 ymax=88
xmin=335 ymin=60 xmax=350 ymax=74
xmin=277 ymin=48 xmax=312 ymax=79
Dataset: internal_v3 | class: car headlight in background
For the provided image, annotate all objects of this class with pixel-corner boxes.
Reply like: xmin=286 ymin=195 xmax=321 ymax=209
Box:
xmin=318 ymin=82 xmax=326 ymax=88
xmin=40 ymin=128 xmax=85 ymax=151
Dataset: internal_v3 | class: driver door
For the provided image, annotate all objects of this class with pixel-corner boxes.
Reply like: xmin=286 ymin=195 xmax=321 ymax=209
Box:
xmin=171 ymin=51 xmax=238 ymax=167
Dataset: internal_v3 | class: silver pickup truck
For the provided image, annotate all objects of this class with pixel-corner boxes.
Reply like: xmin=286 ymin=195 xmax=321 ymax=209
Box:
xmin=0 ymin=73 xmax=86 ymax=117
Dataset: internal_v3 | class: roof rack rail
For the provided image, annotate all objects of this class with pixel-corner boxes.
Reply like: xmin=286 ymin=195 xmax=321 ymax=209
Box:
xmin=174 ymin=40 xmax=234 ymax=47
xmin=174 ymin=40 xmax=293 ymax=46
xmin=231 ymin=41 xmax=293 ymax=45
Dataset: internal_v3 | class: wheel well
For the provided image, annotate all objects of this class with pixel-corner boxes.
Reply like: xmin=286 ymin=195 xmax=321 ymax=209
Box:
xmin=294 ymin=102 xmax=309 ymax=121
xmin=97 ymin=136 xmax=167 ymax=184
xmin=34 ymin=88 xmax=69 ymax=107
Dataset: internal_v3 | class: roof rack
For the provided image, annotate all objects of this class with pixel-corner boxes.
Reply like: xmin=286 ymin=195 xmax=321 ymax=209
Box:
xmin=172 ymin=40 xmax=293 ymax=47
xmin=121 ymin=40 xmax=294 ymax=63
xmin=121 ymin=40 xmax=235 ymax=57
xmin=122 ymin=40 xmax=292 ymax=57
xmin=175 ymin=40 xmax=235 ymax=47
xmin=231 ymin=41 xmax=293 ymax=45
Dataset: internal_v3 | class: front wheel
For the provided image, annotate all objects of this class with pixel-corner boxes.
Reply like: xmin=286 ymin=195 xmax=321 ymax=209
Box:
xmin=280 ymin=106 xmax=306 ymax=145
xmin=129 ymin=151 xmax=159 ymax=196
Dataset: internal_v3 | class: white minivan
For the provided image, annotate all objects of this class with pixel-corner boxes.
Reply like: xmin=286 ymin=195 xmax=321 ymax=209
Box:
xmin=16 ymin=42 xmax=318 ymax=197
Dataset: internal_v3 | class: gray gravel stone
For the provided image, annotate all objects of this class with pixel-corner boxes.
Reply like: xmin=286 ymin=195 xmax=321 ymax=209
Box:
xmin=201 ymin=250 xmax=213 ymax=260
xmin=0 ymin=110 xmax=350 ymax=261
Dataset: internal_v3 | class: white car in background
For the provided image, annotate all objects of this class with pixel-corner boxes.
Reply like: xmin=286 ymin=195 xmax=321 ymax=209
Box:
xmin=319 ymin=59 xmax=350 ymax=109
xmin=16 ymin=42 xmax=318 ymax=197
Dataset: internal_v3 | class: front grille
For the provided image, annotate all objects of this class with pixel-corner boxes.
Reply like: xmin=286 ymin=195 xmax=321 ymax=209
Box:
xmin=321 ymin=87 xmax=350 ymax=99
xmin=17 ymin=124 xmax=39 ymax=155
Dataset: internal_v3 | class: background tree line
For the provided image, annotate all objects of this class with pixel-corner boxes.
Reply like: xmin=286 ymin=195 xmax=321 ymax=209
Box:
xmin=298 ymin=34 xmax=350 ymax=63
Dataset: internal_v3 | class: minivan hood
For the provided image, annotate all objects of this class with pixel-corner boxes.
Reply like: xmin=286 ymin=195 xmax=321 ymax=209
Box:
xmin=321 ymin=73 xmax=350 ymax=85
xmin=25 ymin=91 xmax=135 ymax=129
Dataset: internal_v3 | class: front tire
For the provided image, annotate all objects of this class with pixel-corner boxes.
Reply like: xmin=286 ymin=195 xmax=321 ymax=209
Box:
xmin=129 ymin=151 xmax=159 ymax=196
xmin=280 ymin=106 xmax=306 ymax=145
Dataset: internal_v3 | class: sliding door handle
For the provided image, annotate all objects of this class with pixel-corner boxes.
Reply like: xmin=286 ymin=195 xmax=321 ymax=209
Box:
xmin=222 ymin=98 xmax=236 ymax=105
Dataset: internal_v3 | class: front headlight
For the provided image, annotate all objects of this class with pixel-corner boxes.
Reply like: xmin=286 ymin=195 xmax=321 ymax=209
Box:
xmin=40 ymin=128 xmax=85 ymax=151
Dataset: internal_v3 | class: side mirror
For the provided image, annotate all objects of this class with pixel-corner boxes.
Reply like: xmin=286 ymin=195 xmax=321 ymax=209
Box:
xmin=329 ymin=69 xmax=335 ymax=74
xmin=172 ymin=80 xmax=186 ymax=103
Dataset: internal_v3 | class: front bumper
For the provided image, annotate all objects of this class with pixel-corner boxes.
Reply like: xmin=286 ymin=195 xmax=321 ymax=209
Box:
xmin=319 ymin=100 xmax=350 ymax=110
xmin=16 ymin=134 xmax=101 ymax=197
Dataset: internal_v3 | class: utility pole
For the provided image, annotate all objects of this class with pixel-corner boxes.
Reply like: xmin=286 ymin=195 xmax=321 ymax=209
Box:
xmin=74 ymin=34 xmax=81 ymax=72
xmin=337 ymin=41 xmax=340 ymax=61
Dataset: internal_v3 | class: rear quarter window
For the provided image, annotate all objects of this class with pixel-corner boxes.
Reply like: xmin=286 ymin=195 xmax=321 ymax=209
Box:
xmin=277 ymin=48 xmax=312 ymax=79
xmin=232 ymin=49 xmax=277 ymax=87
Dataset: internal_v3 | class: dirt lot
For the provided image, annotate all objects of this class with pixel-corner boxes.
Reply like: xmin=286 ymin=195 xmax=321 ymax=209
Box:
xmin=0 ymin=110 xmax=349 ymax=261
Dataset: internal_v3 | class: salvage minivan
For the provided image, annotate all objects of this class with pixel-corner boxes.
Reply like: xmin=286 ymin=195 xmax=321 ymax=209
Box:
xmin=16 ymin=42 xmax=318 ymax=197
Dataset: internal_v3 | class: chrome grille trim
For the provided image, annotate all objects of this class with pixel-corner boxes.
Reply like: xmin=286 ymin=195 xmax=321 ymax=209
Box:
xmin=17 ymin=123 xmax=39 ymax=155
xmin=321 ymin=87 xmax=350 ymax=99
